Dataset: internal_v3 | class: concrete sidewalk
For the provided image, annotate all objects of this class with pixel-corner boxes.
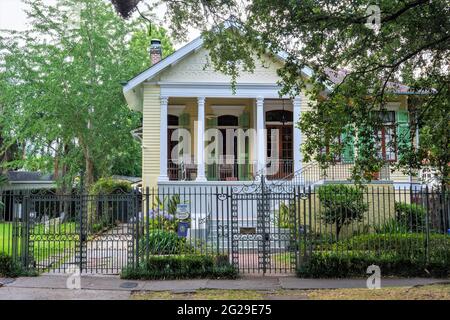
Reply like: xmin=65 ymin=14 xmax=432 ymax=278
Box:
xmin=1 ymin=275 xmax=448 ymax=300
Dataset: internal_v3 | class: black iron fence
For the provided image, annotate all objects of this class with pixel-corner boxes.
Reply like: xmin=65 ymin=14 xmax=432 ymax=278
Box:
xmin=1 ymin=183 xmax=449 ymax=275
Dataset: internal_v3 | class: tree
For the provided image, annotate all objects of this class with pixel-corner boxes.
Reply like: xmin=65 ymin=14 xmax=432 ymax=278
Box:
xmin=112 ymin=0 xmax=450 ymax=184
xmin=317 ymin=184 xmax=368 ymax=240
xmin=0 ymin=0 xmax=174 ymax=189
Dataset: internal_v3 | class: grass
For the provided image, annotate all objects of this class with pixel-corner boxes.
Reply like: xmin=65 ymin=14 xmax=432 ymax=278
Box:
xmin=0 ymin=222 xmax=77 ymax=266
xmin=131 ymin=284 xmax=450 ymax=300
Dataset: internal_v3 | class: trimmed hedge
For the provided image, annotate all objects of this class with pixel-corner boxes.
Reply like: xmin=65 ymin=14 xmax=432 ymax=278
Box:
xmin=121 ymin=254 xmax=238 ymax=280
xmin=297 ymin=251 xmax=449 ymax=278
xmin=321 ymin=233 xmax=450 ymax=261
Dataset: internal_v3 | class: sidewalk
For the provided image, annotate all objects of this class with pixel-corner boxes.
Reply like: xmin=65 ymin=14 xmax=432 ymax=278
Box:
xmin=1 ymin=275 xmax=448 ymax=300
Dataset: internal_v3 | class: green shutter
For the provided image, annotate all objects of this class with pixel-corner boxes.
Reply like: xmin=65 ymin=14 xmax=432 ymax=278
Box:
xmin=396 ymin=110 xmax=410 ymax=161
xmin=206 ymin=117 xmax=218 ymax=180
xmin=238 ymin=112 xmax=250 ymax=128
xmin=341 ymin=128 xmax=355 ymax=163
xmin=206 ymin=117 xmax=218 ymax=128
xmin=179 ymin=113 xmax=190 ymax=128
xmin=238 ymin=140 xmax=249 ymax=180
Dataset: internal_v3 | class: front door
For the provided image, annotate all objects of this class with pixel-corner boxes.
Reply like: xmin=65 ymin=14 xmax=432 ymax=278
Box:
xmin=266 ymin=125 xmax=293 ymax=179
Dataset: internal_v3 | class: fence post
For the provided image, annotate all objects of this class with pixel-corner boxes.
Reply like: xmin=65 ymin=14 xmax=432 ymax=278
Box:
xmin=135 ymin=190 xmax=140 ymax=269
xmin=425 ymin=185 xmax=430 ymax=264
xmin=145 ymin=187 xmax=150 ymax=264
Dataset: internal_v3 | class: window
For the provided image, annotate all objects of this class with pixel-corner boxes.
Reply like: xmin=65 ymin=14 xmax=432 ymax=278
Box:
xmin=265 ymin=110 xmax=293 ymax=123
xmin=168 ymin=115 xmax=179 ymax=126
xmin=218 ymin=115 xmax=238 ymax=126
xmin=375 ymin=111 xmax=397 ymax=162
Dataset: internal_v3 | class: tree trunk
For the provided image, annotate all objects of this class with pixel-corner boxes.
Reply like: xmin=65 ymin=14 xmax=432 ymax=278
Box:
xmin=85 ymin=155 xmax=94 ymax=191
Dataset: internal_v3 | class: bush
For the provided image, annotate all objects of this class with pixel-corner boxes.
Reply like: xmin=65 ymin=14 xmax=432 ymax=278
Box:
xmin=320 ymin=233 xmax=450 ymax=262
xmin=0 ymin=253 xmax=36 ymax=277
xmin=121 ymin=254 xmax=238 ymax=280
xmin=297 ymin=250 xmax=449 ymax=278
xmin=139 ymin=230 xmax=195 ymax=255
xmin=317 ymin=184 xmax=368 ymax=240
xmin=89 ymin=177 xmax=132 ymax=195
xmin=394 ymin=202 xmax=426 ymax=232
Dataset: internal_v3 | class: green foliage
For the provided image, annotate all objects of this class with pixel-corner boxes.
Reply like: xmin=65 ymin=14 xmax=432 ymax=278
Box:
xmin=121 ymin=254 xmax=238 ymax=280
xmin=394 ymin=202 xmax=426 ymax=232
xmin=139 ymin=230 xmax=194 ymax=255
xmin=89 ymin=177 xmax=132 ymax=195
xmin=297 ymin=250 xmax=449 ymax=279
xmin=129 ymin=0 xmax=450 ymax=183
xmin=149 ymin=194 xmax=190 ymax=232
xmin=323 ymin=233 xmax=450 ymax=262
xmin=317 ymin=184 xmax=368 ymax=239
xmin=0 ymin=253 xmax=37 ymax=277
xmin=374 ymin=219 xmax=410 ymax=234
xmin=0 ymin=0 xmax=174 ymax=188
xmin=276 ymin=202 xmax=295 ymax=230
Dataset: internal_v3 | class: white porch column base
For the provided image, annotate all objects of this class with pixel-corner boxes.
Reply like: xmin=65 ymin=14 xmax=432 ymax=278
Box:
xmin=196 ymin=97 xmax=207 ymax=182
xmin=256 ymin=96 xmax=266 ymax=174
xmin=293 ymin=96 xmax=302 ymax=173
xmin=158 ymin=96 xmax=169 ymax=182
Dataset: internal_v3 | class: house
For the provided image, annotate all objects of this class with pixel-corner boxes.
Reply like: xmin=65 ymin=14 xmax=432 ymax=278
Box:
xmin=2 ymin=171 xmax=56 ymax=191
xmin=122 ymin=36 xmax=420 ymax=192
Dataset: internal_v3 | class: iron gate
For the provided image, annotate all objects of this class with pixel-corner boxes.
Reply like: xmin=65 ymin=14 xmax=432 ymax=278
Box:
xmin=230 ymin=176 xmax=298 ymax=274
xmin=19 ymin=192 xmax=139 ymax=274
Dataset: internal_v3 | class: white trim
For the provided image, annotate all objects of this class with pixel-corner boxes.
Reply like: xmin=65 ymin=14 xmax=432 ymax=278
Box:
xmin=256 ymin=97 xmax=266 ymax=173
xmin=196 ymin=97 xmax=207 ymax=182
xmin=159 ymin=83 xmax=289 ymax=98
xmin=123 ymin=36 xmax=204 ymax=94
xmin=293 ymin=96 xmax=302 ymax=172
xmin=158 ymin=96 xmax=169 ymax=182
xmin=210 ymin=105 xmax=245 ymax=117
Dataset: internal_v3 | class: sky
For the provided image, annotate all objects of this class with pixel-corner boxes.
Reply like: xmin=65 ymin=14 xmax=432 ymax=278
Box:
xmin=0 ymin=0 xmax=199 ymax=48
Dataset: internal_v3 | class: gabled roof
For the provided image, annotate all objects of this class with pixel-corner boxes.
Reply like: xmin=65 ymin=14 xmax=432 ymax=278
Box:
xmin=122 ymin=36 xmax=315 ymax=96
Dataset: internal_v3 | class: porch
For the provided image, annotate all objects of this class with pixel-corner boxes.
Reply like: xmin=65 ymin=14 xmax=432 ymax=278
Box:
xmin=158 ymin=96 xmax=301 ymax=183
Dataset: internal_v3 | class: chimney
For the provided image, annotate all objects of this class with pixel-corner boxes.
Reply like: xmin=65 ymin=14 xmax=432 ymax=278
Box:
xmin=150 ymin=39 xmax=162 ymax=65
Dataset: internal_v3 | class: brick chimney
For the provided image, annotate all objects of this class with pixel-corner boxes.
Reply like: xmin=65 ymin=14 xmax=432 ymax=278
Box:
xmin=150 ymin=39 xmax=162 ymax=65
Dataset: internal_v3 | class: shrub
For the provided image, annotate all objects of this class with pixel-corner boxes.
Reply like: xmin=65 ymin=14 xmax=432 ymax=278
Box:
xmin=317 ymin=184 xmax=368 ymax=240
xmin=0 ymin=253 xmax=36 ymax=277
xmin=276 ymin=202 xmax=294 ymax=229
xmin=394 ymin=202 xmax=426 ymax=232
xmin=297 ymin=250 xmax=449 ymax=278
xmin=321 ymin=233 xmax=450 ymax=261
xmin=149 ymin=194 xmax=189 ymax=232
xmin=121 ymin=254 xmax=238 ymax=280
xmin=89 ymin=177 xmax=132 ymax=195
xmin=139 ymin=230 xmax=195 ymax=255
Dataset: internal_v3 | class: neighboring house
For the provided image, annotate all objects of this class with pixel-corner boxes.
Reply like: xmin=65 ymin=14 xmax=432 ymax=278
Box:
xmin=111 ymin=175 xmax=142 ymax=190
xmin=123 ymin=36 xmax=420 ymax=191
xmin=2 ymin=171 xmax=56 ymax=191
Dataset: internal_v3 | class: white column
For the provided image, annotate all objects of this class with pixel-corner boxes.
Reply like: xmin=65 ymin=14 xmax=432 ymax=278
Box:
xmin=256 ymin=96 xmax=266 ymax=174
xmin=158 ymin=96 xmax=169 ymax=182
xmin=293 ymin=96 xmax=302 ymax=173
xmin=196 ymin=97 xmax=207 ymax=182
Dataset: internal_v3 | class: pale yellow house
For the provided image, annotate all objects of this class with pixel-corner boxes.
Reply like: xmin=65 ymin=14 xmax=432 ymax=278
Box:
xmin=123 ymin=36 xmax=419 ymax=191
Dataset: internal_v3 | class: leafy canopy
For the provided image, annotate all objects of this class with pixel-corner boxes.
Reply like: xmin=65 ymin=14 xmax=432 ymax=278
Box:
xmin=113 ymin=0 xmax=450 ymax=184
xmin=0 ymin=0 xmax=174 ymax=188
